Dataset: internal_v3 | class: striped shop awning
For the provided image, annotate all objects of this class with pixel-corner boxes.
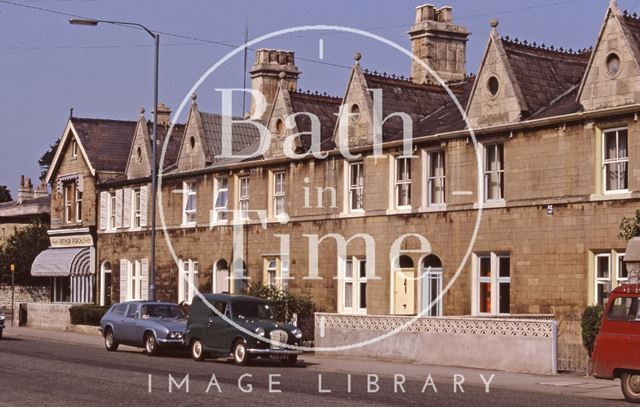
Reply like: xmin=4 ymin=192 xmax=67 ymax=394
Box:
xmin=31 ymin=247 xmax=92 ymax=277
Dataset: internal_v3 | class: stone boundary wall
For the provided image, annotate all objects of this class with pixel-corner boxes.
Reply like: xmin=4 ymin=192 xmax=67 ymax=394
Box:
xmin=314 ymin=313 xmax=557 ymax=375
xmin=0 ymin=285 xmax=49 ymax=310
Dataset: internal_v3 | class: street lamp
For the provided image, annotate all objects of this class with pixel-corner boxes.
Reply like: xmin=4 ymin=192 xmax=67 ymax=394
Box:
xmin=70 ymin=18 xmax=159 ymax=302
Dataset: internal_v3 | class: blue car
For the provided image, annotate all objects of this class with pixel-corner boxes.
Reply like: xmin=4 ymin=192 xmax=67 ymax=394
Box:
xmin=99 ymin=301 xmax=186 ymax=356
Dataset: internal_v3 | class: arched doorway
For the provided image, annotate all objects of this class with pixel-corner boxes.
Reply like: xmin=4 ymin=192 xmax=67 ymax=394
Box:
xmin=421 ymin=254 xmax=443 ymax=316
xmin=100 ymin=261 xmax=112 ymax=306
xmin=393 ymin=255 xmax=415 ymax=315
xmin=213 ymin=259 xmax=230 ymax=294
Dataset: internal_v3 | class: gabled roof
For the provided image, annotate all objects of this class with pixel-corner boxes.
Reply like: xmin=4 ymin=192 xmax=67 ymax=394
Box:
xmin=289 ymin=90 xmax=342 ymax=151
xmin=500 ymin=38 xmax=590 ymax=117
xmin=71 ymin=118 xmax=138 ymax=173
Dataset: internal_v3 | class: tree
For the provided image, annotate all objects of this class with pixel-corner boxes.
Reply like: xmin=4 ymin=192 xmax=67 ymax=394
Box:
xmin=0 ymin=185 xmax=11 ymax=203
xmin=38 ymin=138 xmax=60 ymax=182
xmin=0 ymin=221 xmax=49 ymax=285
xmin=581 ymin=305 xmax=604 ymax=357
xmin=620 ymin=209 xmax=640 ymax=241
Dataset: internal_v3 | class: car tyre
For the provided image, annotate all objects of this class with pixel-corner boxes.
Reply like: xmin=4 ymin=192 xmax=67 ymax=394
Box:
xmin=191 ymin=339 xmax=206 ymax=362
xmin=233 ymin=340 xmax=250 ymax=366
xmin=621 ymin=372 xmax=640 ymax=403
xmin=104 ymin=328 xmax=119 ymax=352
xmin=281 ymin=355 xmax=298 ymax=367
xmin=145 ymin=333 xmax=159 ymax=357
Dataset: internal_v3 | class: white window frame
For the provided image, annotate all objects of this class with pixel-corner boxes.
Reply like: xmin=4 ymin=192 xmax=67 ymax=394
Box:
xmin=239 ymin=176 xmax=250 ymax=220
xmin=71 ymin=140 xmax=78 ymax=159
xmin=617 ymin=252 xmax=627 ymax=283
xmin=212 ymin=177 xmax=228 ymax=224
xmin=474 ymin=252 xmax=510 ymax=316
xmin=602 ymin=127 xmax=629 ymax=194
xmin=109 ymin=192 xmax=117 ymax=230
xmin=63 ymin=183 xmax=72 ymax=224
xmin=348 ymin=162 xmax=364 ymax=212
xmin=263 ymin=257 xmax=280 ymax=288
xmin=595 ymin=253 xmax=612 ymax=306
xmin=338 ymin=256 xmax=367 ymax=315
xmin=179 ymin=259 xmax=199 ymax=304
xmin=182 ymin=181 xmax=197 ymax=227
xmin=75 ymin=188 xmax=82 ymax=223
xmin=128 ymin=260 xmax=143 ymax=301
xmin=273 ymin=171 xmax=286 ymax=218
xmin=483 ymin=143 xmax=505 ymax=202
xmin=427 ymin=149 xmax=446 ymax=207
xmin=132 ymin=188 xmax=142 ymax=229
xmin=394 ymin=156 xmax=412 ymax=209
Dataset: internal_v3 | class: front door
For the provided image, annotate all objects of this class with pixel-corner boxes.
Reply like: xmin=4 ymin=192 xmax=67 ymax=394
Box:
xmin=394 ymin=270 xmax=415 ymax=315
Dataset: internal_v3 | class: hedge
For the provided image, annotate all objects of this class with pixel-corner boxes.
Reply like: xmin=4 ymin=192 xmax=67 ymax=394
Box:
xmin=69 ymin=305 xmax=111 ymax=326
xmin=242 ymin=284 xmax=315 ymax=322
xmin=581 ymin=305 xmax=604 ymax=357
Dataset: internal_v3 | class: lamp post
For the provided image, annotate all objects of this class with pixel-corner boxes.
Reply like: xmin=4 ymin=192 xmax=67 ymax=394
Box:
xmin=70 ymin=18 xmax=159 ymax=301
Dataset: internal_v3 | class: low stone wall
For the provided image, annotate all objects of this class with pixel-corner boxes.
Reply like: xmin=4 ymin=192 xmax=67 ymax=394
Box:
xmin=22 ymin=302 xmax=72 ymax=330
xmin=0 ymin=285 xmax=50 ymax=310
xmin=315 ymin=313 xmax=557 ymax=375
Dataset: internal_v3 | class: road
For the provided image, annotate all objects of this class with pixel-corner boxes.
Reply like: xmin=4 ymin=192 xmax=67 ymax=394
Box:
xmin=0 ymin=335 xmax=623 ymax=406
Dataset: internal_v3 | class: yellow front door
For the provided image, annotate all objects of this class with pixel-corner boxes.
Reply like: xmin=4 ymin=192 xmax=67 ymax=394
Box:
xmin=394 ymin=269 xmax=415 ymax=315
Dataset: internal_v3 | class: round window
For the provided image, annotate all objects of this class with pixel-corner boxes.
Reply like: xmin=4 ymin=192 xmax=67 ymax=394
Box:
xmin=136 ymin=146 xmax=142 ymax=162
xmin=189 ymin=136 xmax=196 ymax=150
xmin=275 ymin=118 xmax=284 ymax=133
xmin=350 ymin=103 xmax=361 ymax=123
xmin=607 ymin=53 xmax=621 ymax=76
xmin=488 ymin=76 xmax=500 ymax=97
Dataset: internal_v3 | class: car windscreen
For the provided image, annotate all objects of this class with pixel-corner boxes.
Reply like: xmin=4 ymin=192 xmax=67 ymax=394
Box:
xmin=140 ymin=304 xmax=185 ymax=319
xmin=232 ymin=302 xmax=273 ymax=320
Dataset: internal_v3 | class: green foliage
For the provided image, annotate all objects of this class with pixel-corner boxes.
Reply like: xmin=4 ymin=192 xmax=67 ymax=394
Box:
xmin=69 ymin=305 xmax=110 ymax=326
xmin=620 ymin=209 xmax=640 ymax=241
xmin=581 ymin=305 xmax=604 ymax=357
xmin=0 ymin=185 xmax=11 ymax=203
xmin=38 ymin=138 xmax=60 ymax=182
xmin=242 ymin=284 xmax=315 ymax=321
xmin=0 ymin=221 xmax=50 ymax=285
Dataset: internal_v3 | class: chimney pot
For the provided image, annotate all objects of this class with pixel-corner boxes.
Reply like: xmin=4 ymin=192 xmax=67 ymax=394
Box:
xmin=155 ymin=103 xmax=171 ymax=126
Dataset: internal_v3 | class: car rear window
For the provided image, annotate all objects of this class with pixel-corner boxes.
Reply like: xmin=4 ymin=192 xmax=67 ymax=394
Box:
xmin=608 ymin=296 xmax=640 ymax=321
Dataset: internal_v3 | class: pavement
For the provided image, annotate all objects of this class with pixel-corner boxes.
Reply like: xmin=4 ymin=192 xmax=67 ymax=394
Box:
xmin=1 ymin=325 xmax=624 ymax=405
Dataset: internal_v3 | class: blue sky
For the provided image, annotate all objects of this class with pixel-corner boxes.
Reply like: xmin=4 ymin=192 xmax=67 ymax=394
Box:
xmin=0 ymin=0 xmax=636 ymax=194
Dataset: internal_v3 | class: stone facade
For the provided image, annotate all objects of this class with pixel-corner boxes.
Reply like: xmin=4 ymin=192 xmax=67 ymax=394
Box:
xmin=0 ymin=284 xmax=50 ymax=310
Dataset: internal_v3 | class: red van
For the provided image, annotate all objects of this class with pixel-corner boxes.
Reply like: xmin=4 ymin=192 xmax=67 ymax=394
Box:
xmin=593 ymin=284 xmax=640 ymax=402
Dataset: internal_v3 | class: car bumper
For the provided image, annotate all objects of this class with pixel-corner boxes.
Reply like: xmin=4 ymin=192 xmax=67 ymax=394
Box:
xmin=157 ymin=338 xmax=185 ymax=346
xmin=247 ymin=348 xmax=302 ymax=355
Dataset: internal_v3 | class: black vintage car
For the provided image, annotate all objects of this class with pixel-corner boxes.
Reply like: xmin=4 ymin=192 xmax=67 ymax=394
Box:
xmin=0 ymin=310 xmax=5 ymax=339
xmin=185 ymin=294 xmax=303 ymax=366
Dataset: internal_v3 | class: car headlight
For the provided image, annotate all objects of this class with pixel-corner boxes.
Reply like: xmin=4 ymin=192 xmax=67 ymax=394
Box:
xmin=292 ymin=328 xmax=303 ymax=339
xmin=0 ymin=314 xmax=5 ymax=321
xmin=255 ymin=327 xmax=266 ymax=337
xmin=168 ymin=332 xmax=183 ymax=339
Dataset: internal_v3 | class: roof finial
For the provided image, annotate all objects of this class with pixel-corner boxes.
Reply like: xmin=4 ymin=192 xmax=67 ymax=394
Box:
xmin=354 ymin=52 xmax=362 ymax=64
xmin=610 ymin=0 xmax=618 ymax=9
xmin=489 ymin=18 xmax=499 ymax=30
xmin=139 ymin=107 xmax=145 ymax=115
xmin=278 ymin=71 xmax=286 ymax=81
xmin=69 ymin=107 xmax=74 ymax=119
xmin=191 ymin=93 xmax=197 ymax=102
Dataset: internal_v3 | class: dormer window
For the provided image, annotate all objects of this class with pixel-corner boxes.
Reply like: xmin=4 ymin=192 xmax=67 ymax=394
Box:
xmin=606 ymin=53 xmax=621 ymax=77
xmin=487 ymin=76 xmax=500 ymax=97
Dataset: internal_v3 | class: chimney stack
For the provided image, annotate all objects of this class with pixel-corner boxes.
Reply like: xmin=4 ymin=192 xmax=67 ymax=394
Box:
xmin=33 ymin=182 xmax=49 ymax=199
xmin=155 ymin=103 xmax=171 ymax=126
xmin=249 ymin=49 xmax=300 ymax=121
xmin=17 ymin=175 xmax=34 ymax=203
xmin=409 ymin=4 xmax=470 ymax=84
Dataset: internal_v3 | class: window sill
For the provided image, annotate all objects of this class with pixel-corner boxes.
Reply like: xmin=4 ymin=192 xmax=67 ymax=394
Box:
xmin=590 ymin=191 xmax=633 ymax=201
xmin=473 ymin=200 xmax=506 ymax=209
xmin=210 ymin=220 xmax=229 ymax=227
xmin=339 ymin=211 xmax=366 ymax=218
xmin=418 ymin=204 xmax=447 ymax=213
xmin=181 ymin=223 xmax=197 ymax=229
xmin=386 ymin=207 xmax=412 ymax=215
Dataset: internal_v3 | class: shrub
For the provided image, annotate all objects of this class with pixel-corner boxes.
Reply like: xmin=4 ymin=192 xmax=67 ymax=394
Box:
xmin=242 ymin=284 xmax=315 ymax=322
xmin=581 ymin=305 xmax=604 ymax=357
xmin=69 ymin=305 xmax=110 ymax=326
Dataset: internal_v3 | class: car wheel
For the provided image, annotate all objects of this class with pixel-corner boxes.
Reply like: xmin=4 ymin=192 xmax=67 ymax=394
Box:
xmin=621 ymin=372 xmax=640 ymax=403
xmin=281 ymin=355 xmax=298 ymax=367
xmin=191 ymin=339 xmax=206 ymax=362
xmin=104 ymin=328 xmax=119 ymax=352
xmin=233 ymin=340 xmax=250 ymax=366
xmin=145 ymin=333 xmax=159 ymax=356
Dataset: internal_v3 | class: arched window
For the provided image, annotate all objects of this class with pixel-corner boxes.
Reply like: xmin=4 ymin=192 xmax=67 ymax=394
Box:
xmin=100 ymin=261 xmax=112 ymax=306
xmin=422 ymin=254 xmax=442 ymax=269
xmin=397 ymin=255 xmax=414 ymax=269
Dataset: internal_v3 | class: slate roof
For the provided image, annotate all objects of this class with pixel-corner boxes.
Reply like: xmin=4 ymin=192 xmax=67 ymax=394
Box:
xmin=500 ymin=38 xmax=591 ymax=118
xmin=623 ymin=11 xmax=640 ymax=48
xmin=153 ymin=123 xmax=185 ymax=169
xmin=362 ymin=71 xmax=470 ymax=139
xmin=199 ymin=112 xmax=262 ymax=163
xmin=71 ymin=118 xmax=138 ymax=173
xmin=411 ymin=79 xmax=474 ymax=136
xmin=289 ymin=90 xmax=342 ymax=151
xmin=0 ymin=196 xmax=50 ymax=220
